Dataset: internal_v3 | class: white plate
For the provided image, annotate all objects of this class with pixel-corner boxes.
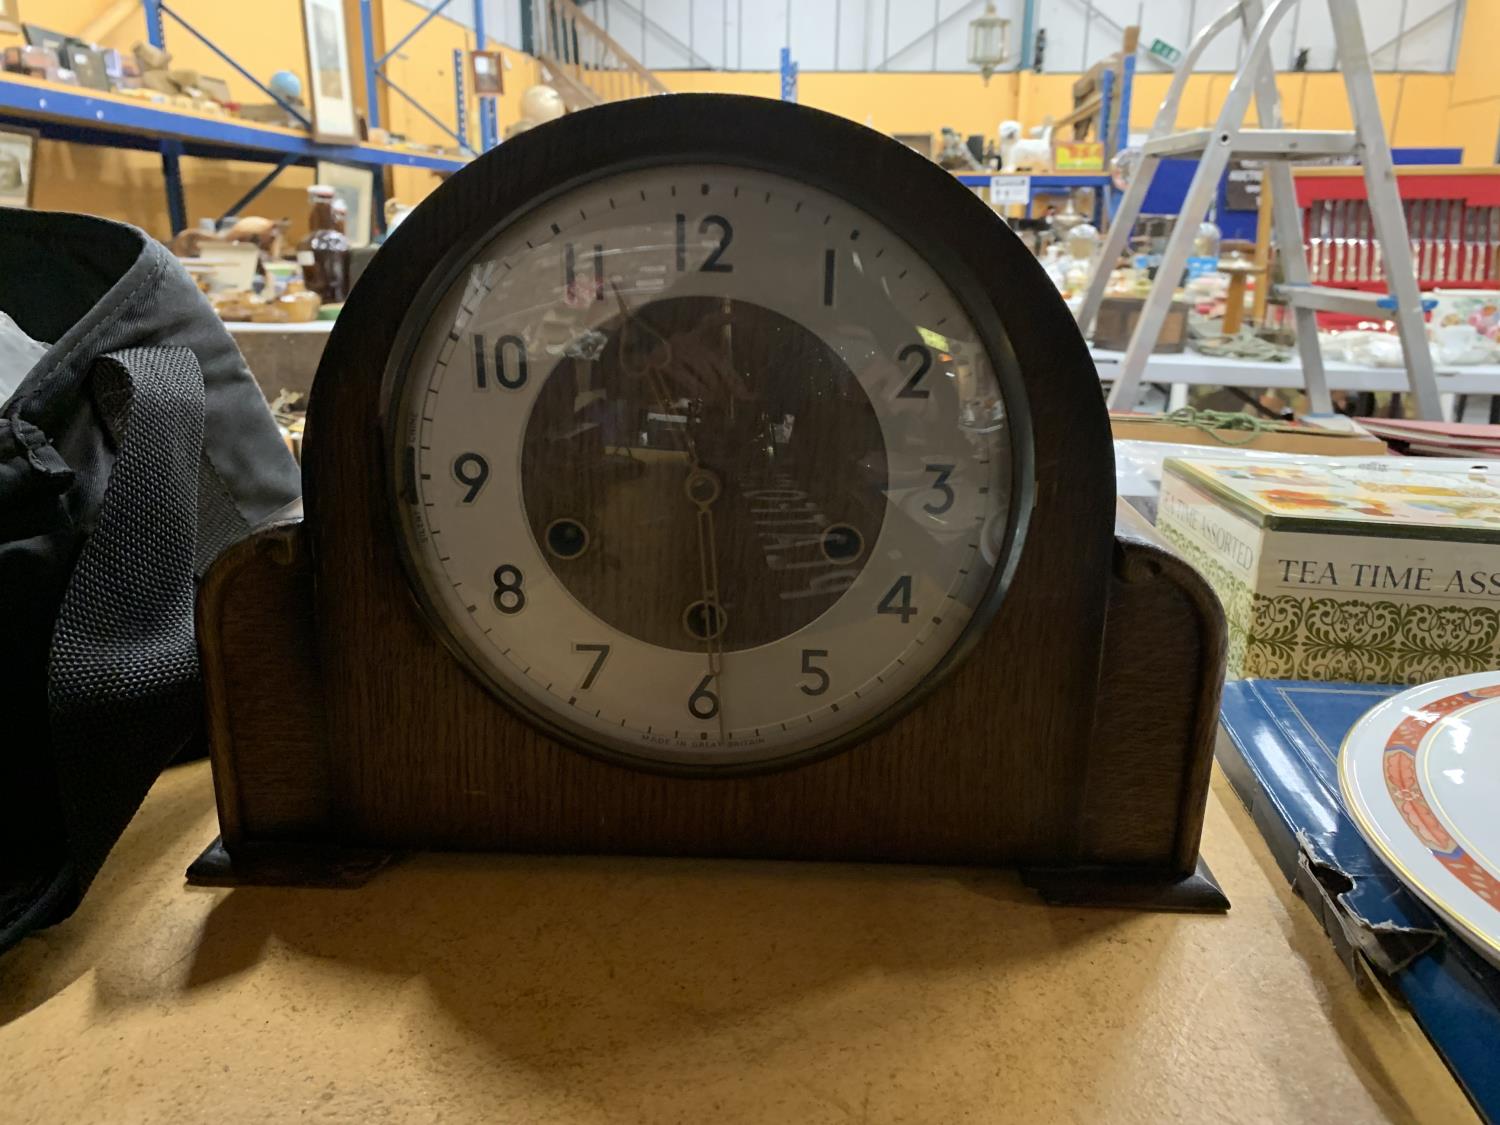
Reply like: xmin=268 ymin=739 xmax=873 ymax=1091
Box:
xmin=1340 ymin=671 xmax=1500 ymax=968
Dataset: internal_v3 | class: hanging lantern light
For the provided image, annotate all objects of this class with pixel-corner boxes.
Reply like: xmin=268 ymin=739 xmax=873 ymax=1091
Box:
xmin=967 ymin=2 xmax=1010 ymax=84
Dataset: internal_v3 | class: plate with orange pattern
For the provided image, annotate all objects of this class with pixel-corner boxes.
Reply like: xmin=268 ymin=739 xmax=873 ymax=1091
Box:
xmin=1341 ymin=672 xmax=1500 ymax=967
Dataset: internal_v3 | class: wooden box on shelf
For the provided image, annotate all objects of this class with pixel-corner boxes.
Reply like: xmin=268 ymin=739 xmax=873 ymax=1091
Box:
xmin=1093 ymin=295 xmax=1190 ymax=353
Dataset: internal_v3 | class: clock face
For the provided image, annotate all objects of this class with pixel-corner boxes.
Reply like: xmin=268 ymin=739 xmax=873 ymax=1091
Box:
xmin=389 ymin=162 xmax=1024 ymax=770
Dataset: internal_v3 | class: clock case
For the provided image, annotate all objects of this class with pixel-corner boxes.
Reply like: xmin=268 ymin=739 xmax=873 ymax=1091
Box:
xmin=190 ymin=95 xmax=1228 ymax=910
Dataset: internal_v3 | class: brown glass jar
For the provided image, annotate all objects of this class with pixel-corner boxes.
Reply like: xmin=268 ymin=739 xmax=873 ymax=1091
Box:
xmin=297 ymin=185 xmax=350 ymax=303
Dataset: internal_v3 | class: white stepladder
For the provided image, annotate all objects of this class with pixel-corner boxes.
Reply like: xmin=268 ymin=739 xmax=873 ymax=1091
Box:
xmin=1075 ymin=0 xmax=1441 ymax=419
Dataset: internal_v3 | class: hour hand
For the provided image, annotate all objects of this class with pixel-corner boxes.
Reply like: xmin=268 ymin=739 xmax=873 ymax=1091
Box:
xmin=683 ymin=467 xmax=726 ymax=643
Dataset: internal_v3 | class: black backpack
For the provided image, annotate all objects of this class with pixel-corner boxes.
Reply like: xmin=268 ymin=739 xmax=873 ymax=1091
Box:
xmin=0 ymin=208 xmax=301 ymax=952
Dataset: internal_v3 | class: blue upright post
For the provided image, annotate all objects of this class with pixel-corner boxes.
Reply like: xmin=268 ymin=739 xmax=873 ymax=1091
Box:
xmin=1097 ymin=67 xmax=1114 ymax=226
xmin=142 ymin=0 xmax=187 ymax=234
xmin=1107 ymin=54 xmax=1136 ymax=227
xmin=358 ymin=0 xmax=385 ymax=234
xmin=360 ymin=0 xmax=381 ymax=131
xmin=474 ymin=0 xmax=499 ymax=151
xmin=1098 ymin=67 xmax=1113 ymax=156
xmin=453 ymin=47 xmax=469 ymax=152
xmin=779 ymin=47 xmax=798 ymax=103
xmin=1115 ymin=53 xmax=1135 ymax=156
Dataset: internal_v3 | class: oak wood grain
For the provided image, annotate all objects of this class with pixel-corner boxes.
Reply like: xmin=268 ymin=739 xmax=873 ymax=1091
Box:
xmin=1082 ymin=502 xmax=1227 ymax=870
xmin=197 ymin=507 xmax=331 ymax=847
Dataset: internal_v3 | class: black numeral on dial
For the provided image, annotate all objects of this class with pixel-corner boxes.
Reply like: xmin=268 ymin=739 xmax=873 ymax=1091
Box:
xmin=564 ymin=242 xmax=604 ymax=301
xmin=822 ymin=249 xmax=836 ymax=306
xmin=453 ymin=452 xmax=489 ymax=502
xmin=473 ymin=333 xmax=528 ymax=390
xmin=896 ymin=343 xmax=932 ymax=399
xmin=877 ymin=575 xmax=917 ymax=623
xmin=575 ymin=642 xmax=610 ymax=689
xmin=923 ymin=463 xmax=956 ymax=515
xmin=799 ymin=649 xmax=830 ymax=696
xmin=674 ymin=213 xmax=734 ymax=273
xmin=492 ymin=564 xmax=526 ymax=614
xmin=688 ymin=674 xmax=720 ymax=720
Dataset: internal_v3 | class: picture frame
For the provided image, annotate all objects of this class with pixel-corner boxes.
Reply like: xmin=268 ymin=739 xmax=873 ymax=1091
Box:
xmin=316 ymin=159 xmax=375 ymax=249
xmin=470 ymin=50 xmax=504 ymax=98
xmin=0 ymin=126 xmax=38 ymax=210
xmin=300 ymin=0 xmax=359 ymax=143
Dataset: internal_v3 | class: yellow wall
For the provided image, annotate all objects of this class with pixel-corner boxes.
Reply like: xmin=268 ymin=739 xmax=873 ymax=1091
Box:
xmin=4 ymin=0 xmax=1496 ymax=243
xmin=1 ymin=0 xmax=538 ymax=242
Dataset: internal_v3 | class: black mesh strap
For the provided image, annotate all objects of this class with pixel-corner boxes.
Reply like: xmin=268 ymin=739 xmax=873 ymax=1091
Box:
xmin=45 ymin=345 xmax=205 ymax=897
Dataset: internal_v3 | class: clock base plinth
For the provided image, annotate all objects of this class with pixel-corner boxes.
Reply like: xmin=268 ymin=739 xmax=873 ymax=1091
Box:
xmin=186 ymin=837 xmax=393 ymax=889
xmin=185 ymin=834 xmax=1227 ymax=913
xmin=195 ymin=497 xmax=1230 ymax=905
xmin=1019 ymin=856 xmax=1229 ymax=913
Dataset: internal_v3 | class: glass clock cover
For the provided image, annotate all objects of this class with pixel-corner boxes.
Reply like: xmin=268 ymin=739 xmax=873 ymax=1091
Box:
xmin=391 ymin=163 xmax=1019 ymax=768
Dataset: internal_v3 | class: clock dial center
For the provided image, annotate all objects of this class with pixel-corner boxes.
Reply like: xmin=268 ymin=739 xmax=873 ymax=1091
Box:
xmin=685 ymin=468 xmax=721 ymax=508
xmin=520 ymin=295 xmax=889 ymax=654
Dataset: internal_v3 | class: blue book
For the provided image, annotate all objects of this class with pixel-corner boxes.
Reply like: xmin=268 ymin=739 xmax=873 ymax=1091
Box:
xmin=1219 ymin=680 xmax=1500 ymax=1122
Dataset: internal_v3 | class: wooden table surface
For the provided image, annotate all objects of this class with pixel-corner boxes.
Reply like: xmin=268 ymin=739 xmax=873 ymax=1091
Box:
xmin=0 ymin=762 xmax=1476 ymax=1124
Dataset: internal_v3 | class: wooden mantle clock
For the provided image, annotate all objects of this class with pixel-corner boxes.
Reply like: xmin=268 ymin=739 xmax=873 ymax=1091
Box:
xmin=190 ymin=95 xmax=1228 ymax=910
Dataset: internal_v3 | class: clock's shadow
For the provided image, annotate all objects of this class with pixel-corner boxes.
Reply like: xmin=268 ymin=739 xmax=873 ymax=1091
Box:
xmin=0 ymin=762 xmax=1163 ymax=1109
xmin=169 ymin=847 xmax=1157 ymax=1079
xmin=0 ymin=766 xmax=1446 ymax=1123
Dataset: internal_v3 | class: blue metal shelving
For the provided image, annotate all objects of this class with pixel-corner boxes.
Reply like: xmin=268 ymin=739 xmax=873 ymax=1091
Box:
xmin=954 ymin=172 xmax=1114 ymax=192
xmin=0 ymin=75 xmax=467 ymax=172
xmin=954 ymin=171 xmax=1115 ymax=227
xmin=0 ymin=0 xmax=486 ymax=234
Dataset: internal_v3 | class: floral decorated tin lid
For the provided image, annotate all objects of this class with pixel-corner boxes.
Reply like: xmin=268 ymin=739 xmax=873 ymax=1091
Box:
xmin=1164 ymin=457 xmax=1500 ymax=541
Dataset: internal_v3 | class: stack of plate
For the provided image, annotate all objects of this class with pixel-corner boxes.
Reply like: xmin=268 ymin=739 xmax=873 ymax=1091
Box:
xmin=1341 ymin=672 xmax=1500 ymax=967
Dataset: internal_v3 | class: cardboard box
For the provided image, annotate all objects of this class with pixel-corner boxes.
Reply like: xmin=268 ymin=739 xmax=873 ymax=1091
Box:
xmin=3 ymin=45 xmax=59 ymax=76
xmin=1110 ymin=413 xmax=1389 ymax=456
xmin=1055 ymin=141 xmax=1105 ymax=171
xmin=63 ymin=39 xmax=110 ymax=91
xmin=1158 ymin=456 xmax=1500 ymax=682
xmin=1093 ymin=296 xmax=1189 ymax=352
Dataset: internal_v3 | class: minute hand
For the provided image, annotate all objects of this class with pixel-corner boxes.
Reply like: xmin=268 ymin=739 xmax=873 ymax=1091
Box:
xmin=612 ymin=283 xmax=725 ymax=745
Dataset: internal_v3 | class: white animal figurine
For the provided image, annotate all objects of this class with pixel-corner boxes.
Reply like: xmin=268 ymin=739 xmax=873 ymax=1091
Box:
xmin=1002 ymin=119 xmax=1054 ymax=172
xmin=997 ymin=120 xmax=1022 ymax=170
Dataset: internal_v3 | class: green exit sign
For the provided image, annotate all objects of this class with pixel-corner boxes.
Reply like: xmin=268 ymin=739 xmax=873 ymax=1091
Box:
xmin=1149 ymin=38 xmax=1183 ymax=64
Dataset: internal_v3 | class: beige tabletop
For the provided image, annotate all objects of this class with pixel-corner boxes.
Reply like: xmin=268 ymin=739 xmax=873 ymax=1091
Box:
xmin=0 ymin=762 xmax=1477 ymax=1125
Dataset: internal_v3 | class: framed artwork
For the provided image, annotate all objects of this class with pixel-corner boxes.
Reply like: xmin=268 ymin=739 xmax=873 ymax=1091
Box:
xmin=301 ymin=0 xmax=359 ymax=143
xmin=470 ymin=50 xmax=504 ymax=97
xmin=0 ymin=126 xmax=38 ymax=209
xmin=316 ymin=159 xmax=375 ymax=249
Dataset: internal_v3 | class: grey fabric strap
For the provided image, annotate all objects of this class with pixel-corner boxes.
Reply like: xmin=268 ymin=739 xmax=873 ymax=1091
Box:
xmin=45 ymin=345 xmax=205 ymax=895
